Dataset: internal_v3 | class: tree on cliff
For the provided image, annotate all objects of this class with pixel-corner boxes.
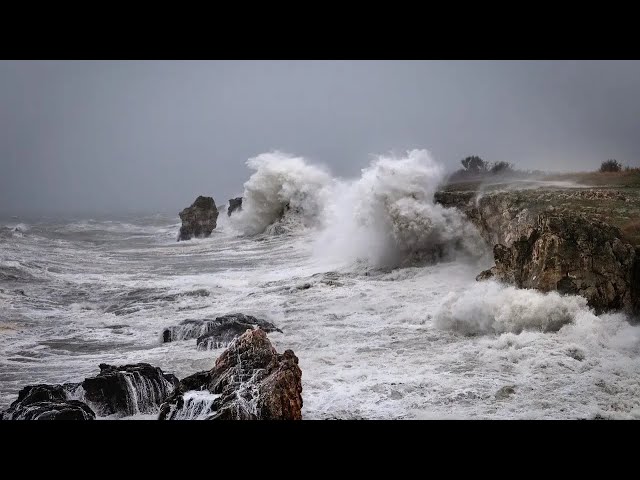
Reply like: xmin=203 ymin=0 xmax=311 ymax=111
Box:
xmin=490 ymin=161 xmax=514 ymax=174
xmin=600 ymin=159 xmax=622 ymax=172
xmin=460 ymin=156 xmax=488 ymax=174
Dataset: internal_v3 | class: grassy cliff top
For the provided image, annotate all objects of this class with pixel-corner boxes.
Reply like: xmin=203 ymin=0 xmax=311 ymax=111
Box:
xmin=439 ymin=170 xmax=640 ymax=246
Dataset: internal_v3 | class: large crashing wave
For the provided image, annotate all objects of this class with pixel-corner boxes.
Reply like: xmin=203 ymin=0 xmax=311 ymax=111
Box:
xmin=230 ymin=152 xmax=332 ymax=236
xmin=315 ymin=149 xmax=487 ymax=268
xmin=230 ymin=149 xmax=486 ymax=268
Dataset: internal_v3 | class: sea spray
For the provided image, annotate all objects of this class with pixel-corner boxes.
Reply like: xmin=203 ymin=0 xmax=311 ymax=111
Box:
xmin=434 ymin=280 xmax=590 ymax=335
xmin=230 ymin=151 xmax=332 ymax=235
xmin=314 ymin=149 xmax=487 ymax=268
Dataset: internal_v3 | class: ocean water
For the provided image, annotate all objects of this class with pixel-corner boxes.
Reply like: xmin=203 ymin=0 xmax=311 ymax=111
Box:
xmin=1 ymin=149 xmax=639 ymax=419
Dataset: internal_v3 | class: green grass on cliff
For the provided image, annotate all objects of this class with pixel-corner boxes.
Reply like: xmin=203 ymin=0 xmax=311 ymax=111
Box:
xmin=440 ymin=170 xmax=640 ymax=246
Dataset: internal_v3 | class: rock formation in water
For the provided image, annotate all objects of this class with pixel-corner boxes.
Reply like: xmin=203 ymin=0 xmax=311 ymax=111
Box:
xmin=159 ymin=328 xmax=303 ymax=420
xmin=82 ymin=363 xmax=178 ymax=416
xmin=435 ymin=188 xmax=640 ymax=315
xmin=2 ymin=363 xmax=178 ymax=419
xmin=162 ymin=313 xmax=282 ymax=349
xmin=177 ymin=196 xmax=219 ymax=241
xmin=1 ymin=384 xmax=95 ymax=420
xmin=227 ymin=197 xmax=243 ymax=216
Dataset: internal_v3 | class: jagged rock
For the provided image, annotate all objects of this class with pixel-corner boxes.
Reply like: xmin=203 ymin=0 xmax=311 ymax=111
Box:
xmin=162 ymin=313 xmax=282 ymax=348
xmin=227 ymin=197 xmax=242 ymax=216
xmin=3 ymin=401 xmax=96 ymax=420
xmin=159 ymin=329 xmax=302 ymax=420
xmin=196 ymin=314 xmax=282 ymax=350
xmin=81 ymin=363 xmax=176 ymax=416
xmin=475 ymin=269 xmax=493 ymax=281
xmin=163 ymin=319 xmax=216 ymax=343
xmin=177 ymin=196 xmax=219 ymax=241
xmin=488 ymin=214 xmax=637 ymax=314
xmin=435 ymin=189 xmax=640 ymax=315
xmin=1 ymin=384 xmax=95 ymax=420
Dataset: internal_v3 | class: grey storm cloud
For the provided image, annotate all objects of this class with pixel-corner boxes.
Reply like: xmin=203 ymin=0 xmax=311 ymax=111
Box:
xmin=1 ymin=60 xmax=639 ymax=215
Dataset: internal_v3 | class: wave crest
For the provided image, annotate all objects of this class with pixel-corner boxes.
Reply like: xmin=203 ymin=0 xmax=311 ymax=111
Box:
xmin=315 ymin=149 xmax=486 ymax=268
xmin=230 ymin=151 xmax=332 ymax=235
xmin=434 ymin=280 xmax=590 ymax=335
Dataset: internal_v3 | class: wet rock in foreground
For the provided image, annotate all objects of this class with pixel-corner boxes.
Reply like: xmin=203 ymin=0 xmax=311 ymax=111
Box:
xmin=1 ymin=384 xmax=95 ymax=420
xmin=81 ymin=363 xmax=177 ymax=417
xmin=159 ymin=329 xmax=302 ymax=420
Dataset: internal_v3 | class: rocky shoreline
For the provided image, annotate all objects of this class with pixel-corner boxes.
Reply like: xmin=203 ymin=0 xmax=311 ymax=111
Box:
xmin=2 ymin=324 xmax=302 ymax=421
xmin=435 ymin=186 xmax=640 ymax=316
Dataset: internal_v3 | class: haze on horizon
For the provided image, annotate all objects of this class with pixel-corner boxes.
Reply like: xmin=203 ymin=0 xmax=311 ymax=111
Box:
xmin=1 ymin=60 xmax=639 ymax=216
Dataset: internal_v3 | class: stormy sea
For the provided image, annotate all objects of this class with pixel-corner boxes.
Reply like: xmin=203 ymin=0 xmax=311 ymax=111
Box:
xmin=2 ymin=150 xmax=639 ymax=419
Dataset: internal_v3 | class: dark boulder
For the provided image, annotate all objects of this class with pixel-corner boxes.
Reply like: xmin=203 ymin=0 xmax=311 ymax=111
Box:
xmin=196 ymin=313 xmax=282 ymax=350
xmin=159 ymin=329 xmax=302 ymax=420
xmin=177 ymin=196 xmax=219 ymax=242
xmin=162 ymin=319 xmax=215 ymax=343
xmin=162 ymin=313 xmax=282 ymax=349
xmin=81 ymin=363 xmax=176 ymax=417
xmin=1 ymin=383 xmax=95 ymax=420
xmin=3 ymin=401 xmax=96 ymax=420
xmin=227 ymin=197 xmax=243 ymax=217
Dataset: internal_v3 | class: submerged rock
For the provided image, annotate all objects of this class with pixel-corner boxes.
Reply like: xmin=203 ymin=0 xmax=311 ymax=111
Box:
xmin=162 ymin=313 xmax=282 ymax=349
xmin=495 ymin=385 xmax=516 ymax=400
xmin=81 ymin=363 xmax=177 ymax=417
xmin=177 ymin=196 xmax=219 ymax=241
xmin=227 ymin=197 xmax=243 ymax=216
xmin=159 ymin=329 xmax=302 ymax=420
xmin=1 ymin=384 xmax=95 ymax=420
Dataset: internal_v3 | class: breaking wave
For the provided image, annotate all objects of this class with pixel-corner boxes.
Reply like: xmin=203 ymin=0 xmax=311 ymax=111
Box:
xmin=434 ymin=280 xmax=592 ymax=335
xmin=315 ymin=149 xmax=487 ymax=268
xmin=230 ymin=151 xmax=332 ymax=236
xmin=231 ymin=149 xmax=487 ymax=268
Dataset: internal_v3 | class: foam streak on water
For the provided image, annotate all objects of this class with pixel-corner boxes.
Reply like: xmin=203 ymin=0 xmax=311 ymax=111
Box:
xmin=1 ymin=151 xmax=639 ymax=420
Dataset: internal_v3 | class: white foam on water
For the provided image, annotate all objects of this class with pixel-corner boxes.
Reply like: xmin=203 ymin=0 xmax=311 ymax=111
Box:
xmin=2 ymin=150 xmax=639 ymax=419
xmin=169 ymin=390 xmax=221 ymax=420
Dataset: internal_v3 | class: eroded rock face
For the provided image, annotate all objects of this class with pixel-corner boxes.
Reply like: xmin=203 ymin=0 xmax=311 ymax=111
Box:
xmin=162 ymin=314 xmax=282 ymax=349
xmin=82 ymin=363 xmax=177 ymax=417
xmin=178 ymin=196 xmax=219 ymax=241
xmin=1 ymin=384 xmax=95 ymax=420
xmin=436 ymin=189 xmax=640 ymax=315
xmin=228 ymin=197 xmax=242 ymax=217
xmin=159 ymin=329 xmax=302 ymax=420
xmin=478 ymin=214 xmax=637 ymax=313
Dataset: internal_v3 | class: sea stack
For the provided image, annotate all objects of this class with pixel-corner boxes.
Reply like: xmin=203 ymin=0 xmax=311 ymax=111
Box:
xmin=227 ymin=197 xmax=243 ymax=217
xmin=178 ymin=196 xmax=219 ymax=241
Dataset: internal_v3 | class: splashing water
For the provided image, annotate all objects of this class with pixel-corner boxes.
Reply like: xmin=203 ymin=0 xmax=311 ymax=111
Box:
xmin=2 ymin=150 xmax=639 ymax=420
xmin=230 ymin=151 xmax=332 ymax=236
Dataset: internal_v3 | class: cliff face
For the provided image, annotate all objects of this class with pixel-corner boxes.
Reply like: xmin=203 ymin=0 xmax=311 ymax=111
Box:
xmin=435 ymin=188 xmax=640 ymax=316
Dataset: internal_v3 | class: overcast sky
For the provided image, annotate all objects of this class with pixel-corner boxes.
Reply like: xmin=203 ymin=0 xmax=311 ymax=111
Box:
xmin=1 ymin=60 xmax=639 ymax=215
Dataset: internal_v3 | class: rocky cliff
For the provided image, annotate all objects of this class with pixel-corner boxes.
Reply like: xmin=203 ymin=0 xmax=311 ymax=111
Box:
xmin=435 ymin=186 xmax=640 ymax=316
xmin=177 ymin=196 xmax=219 ymax=241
